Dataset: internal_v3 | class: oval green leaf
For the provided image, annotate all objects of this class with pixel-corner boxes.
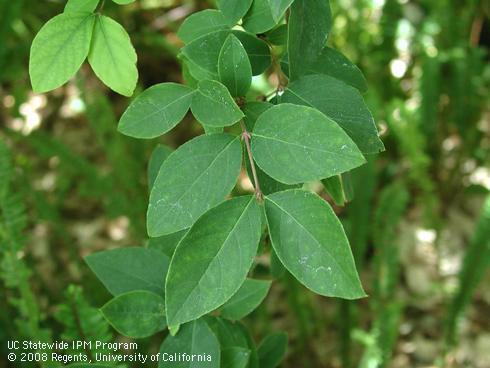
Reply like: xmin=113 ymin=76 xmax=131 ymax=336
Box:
xmin=147 ymin=133 xmax=242 ymax=237
xmin=88 ymin=15 xmax=138 ymax=96
xmin=118 ymin=83 xmax=195 ymax=139
xmin=29 ymin=13 xmax=95 ymax=93
xmin=85 ymin=247 xmax=169 ymax=297
xmin=288 ymin=0 xmax=332 ymax=80
xmin=191 ymin=80 xmax=244 ymax=127
xmin=221 ymin=279 xmax=271 ymax=320
xmin=281 ymin=74 xmax=384 ymax=154
xmin=64 ymin=0 xmax=100 ymax=13
xmin=265 ymin=190 xmax=366 ymax=299
xmin=217 ymin=0 xmax=253 ymax=25
xmin=257 ymin=332 xmax=288 ymax=368
xmin=251 ymin=103 xmax=365 ymax=185
xmin=218 ymin=34 xmax=252 ymax=97
xmin=165 ymin=196 xmax=262 ymax=326
xmin=182 ymin=30 xmax=271 ymax=77
xmin=148 ymin=144 xmax=173 ymax=190
xmin=101 ymin=290 xmax=166 ymax=338
xmin=177 ymin=9 xmax=229 ymax=44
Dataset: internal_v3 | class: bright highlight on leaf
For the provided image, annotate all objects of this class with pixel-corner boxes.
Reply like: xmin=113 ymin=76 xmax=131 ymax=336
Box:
xmin=147 ymin=133 xmax=242 ymax=237
xmin=101 ymin=290 xmax=167 ymax=338
xmin=252 ymin=103 xmax=365 ymax=185
xmin=29 ymin=13 xmax=95 ymax=93
xmin=118 ymin=83 xmax=195 ymax=139
xmin=165 ymin=196 xmax=262 ymax=326
xmin=88 ymin=15 xmax=138 ymax=97
xmin=218 ymin=34 xmax=252 ymax=97
xmin=265 ymin=190 xmax=366 ymax=299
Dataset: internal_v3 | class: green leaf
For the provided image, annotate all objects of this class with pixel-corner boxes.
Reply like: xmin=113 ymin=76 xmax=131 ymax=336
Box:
xmin=281 ymin=47 xmax=367 ymax=92
xmin=242 ymin=0 xmax=276 ymax=34
xmin=118 ymin=83 xmax=195 ymax=139
xmin=147 ymin=230 xmax=188 ymax=258
xmin=257 ymin=332 xmax=288 ymax=368
xmin=101 ymin=290 xmax=166 ymax=338
xmin=147 ymin=134 xmax=242 ymax=236
xmin=165 ymin=196 xmax=262 ymax=326
xmin=307 ymin=47 xmax=368 ymax=92
xmin=221 ymin=279 xmax=271 ymax=320
xmin=218 ymin=35 xmax=252 ymax=97
xmin=85 ymin=247 xmax=169 ymax=297
xmin=177 ymin=9 xmax=229 ymax=44
xmin=268 ymin=0 xmax=295 ymax=22
xmin=322 ymin=174 xmax=353 ymax=206
xmin=222 ymin=347 xmax=251 ymax=368
xmin=191 ymin=80 xmax=244 ymax=127
xmin=88 ymin=15 xmax=138 ymax=96
xmin=205 ymin=317 xmax=249 ymax=349
xmin=288 ymin=0 xmax=332 ymax=80
xmin=29 ymin=13 xmax=95 ymax=93
xmin=242 ymin=101 xmax=273 ymax=131
xmin=265 ymin=190 xmax=366 ymax=299
xmin=281 ymin=74 xmax=384 ymax=154
xmin=148 ymin=144 xmax=173 ymax=190
xmin=205 ymin=317 xmax=260 ymax=368
xmin=242 ymin=0 xmax=292 ymax=34
xmin=159 ymin=319 xmax=220 ymax=368
xmin=217 ymin=0 xmax=253 ymax=25
xmin=251 ymin=103 xmax=365 ymax=185
xmin=266 ymin=24 xmax=288 ymax=45
xmin=182 ymin=30 xmax=270 ymax=77
xmin=112 ymin=0 xmax=135 ymax=4
xmin=64 ymin=0 xmax=100 ymax=13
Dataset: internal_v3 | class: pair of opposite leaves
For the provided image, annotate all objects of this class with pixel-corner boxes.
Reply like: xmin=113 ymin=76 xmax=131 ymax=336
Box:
xmin=30 ymin=0 xmax=138 ymax=96
xmin=92 ymin=189 xmax=365 ymax=330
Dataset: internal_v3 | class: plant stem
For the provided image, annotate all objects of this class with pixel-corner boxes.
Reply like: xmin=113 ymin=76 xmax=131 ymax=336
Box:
xmin=240 ymin=121 xmax=263 ymax=202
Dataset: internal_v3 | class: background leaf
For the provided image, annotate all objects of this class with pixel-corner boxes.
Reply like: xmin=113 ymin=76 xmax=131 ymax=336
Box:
xmin=101 ymin=290 xmax=166 ymax=338
xmin=159 ymin=318 xmax=220 ymax=368
xmin=258 ymin=332 xmax=288 ymax=368
xmin=85 ymin=247 xmax=169 ymax=297
xmin=148 ymin=144 xmax=173 ymax=190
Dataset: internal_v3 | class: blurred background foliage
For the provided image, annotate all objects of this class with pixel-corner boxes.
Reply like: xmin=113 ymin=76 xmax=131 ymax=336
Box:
xmin=0 ymin=0 xmax=489 ymax=367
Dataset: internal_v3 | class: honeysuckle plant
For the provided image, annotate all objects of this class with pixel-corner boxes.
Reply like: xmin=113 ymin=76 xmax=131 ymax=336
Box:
xmin=29 ymin=0 xmax=384 ymax=366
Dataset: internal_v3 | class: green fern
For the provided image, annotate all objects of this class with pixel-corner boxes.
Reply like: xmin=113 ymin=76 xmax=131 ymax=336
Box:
xmin=55 ymin=285 xmax=115 ymax=358
xmin=445 ymin=195 xmax=490 ymax=348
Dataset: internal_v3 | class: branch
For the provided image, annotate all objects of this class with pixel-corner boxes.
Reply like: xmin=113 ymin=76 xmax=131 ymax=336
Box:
xmin=240 ymin=121 xmax=263 ymax=202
